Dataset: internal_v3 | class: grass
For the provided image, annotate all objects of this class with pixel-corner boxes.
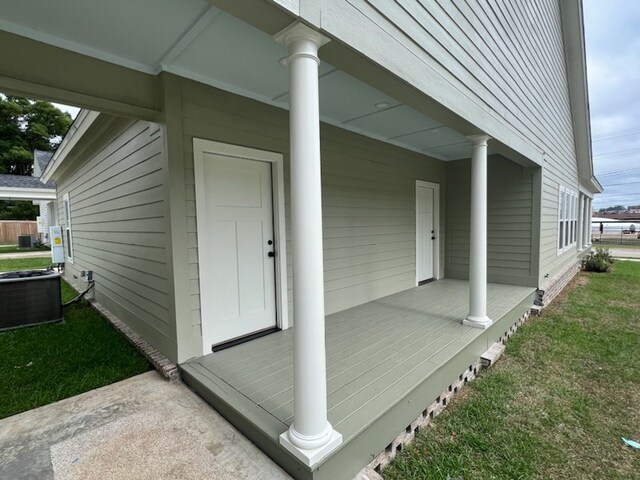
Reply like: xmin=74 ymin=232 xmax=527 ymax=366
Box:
xmin=385 ymin=261 xmax=640 ymax=480
xmin=0 ymin=257 xmax=54 ymax=271
xmin=0 ymin=264 xmax=151 ymax=419
xmin=0 ymin=245 xmax=50 ymax=254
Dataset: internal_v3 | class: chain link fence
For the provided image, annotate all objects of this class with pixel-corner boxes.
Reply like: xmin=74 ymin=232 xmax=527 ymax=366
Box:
xmin=591 ymin=222 xmax=640 ymax=246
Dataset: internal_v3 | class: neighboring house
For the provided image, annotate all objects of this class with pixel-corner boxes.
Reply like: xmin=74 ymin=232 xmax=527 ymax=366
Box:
xmin=628 ymin=205 xmax=640 ymax=214
xmin=0 ymin=150 xmax=57 ymax=243
xmin=1 ymin=1 xmax=602 ymax=478
xmin=32 ymin=150 xmax=56 ymax=243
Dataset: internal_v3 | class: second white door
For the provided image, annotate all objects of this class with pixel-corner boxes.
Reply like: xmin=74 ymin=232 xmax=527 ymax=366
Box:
xmin=416 ymin=181 xmax=438 ymax=283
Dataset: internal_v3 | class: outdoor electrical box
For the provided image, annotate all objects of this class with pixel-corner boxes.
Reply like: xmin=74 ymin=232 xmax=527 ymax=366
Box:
xmin=50 ymin=226 xmax=65 ymax=263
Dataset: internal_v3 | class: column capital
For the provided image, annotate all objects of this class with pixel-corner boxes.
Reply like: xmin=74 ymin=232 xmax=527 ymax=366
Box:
xmin=467 ymin=134 xmax=491 ymax=147
xmin=274 ymin=21 xmax=330 ymax=49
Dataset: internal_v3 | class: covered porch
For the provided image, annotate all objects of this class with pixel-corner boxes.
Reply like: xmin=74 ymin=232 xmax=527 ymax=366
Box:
xmin=182 ymin=279 xmax=535 ymax=480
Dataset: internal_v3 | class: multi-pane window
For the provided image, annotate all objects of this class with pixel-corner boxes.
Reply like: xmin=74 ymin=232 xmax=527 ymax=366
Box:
xmin=558 ymin=186 xmax=577 ymax=253
xmin=63 ymin=193 xmax=74 ymax=263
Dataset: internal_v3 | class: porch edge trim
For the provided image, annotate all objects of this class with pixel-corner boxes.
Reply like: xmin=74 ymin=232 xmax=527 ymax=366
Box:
xmin=358 ymin=307 xmax=533 ymax=478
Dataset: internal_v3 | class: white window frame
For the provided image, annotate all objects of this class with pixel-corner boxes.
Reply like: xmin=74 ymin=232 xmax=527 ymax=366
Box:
xmin=63 ymin=192 xmax=74 ymax=264
xmin=558 ymin=186 xmax=578 ymax=254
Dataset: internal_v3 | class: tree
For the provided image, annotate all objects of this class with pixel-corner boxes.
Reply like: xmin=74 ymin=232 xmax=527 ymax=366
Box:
xmin=0 ymin=95 xmax=72 ymax=175
xmin=0 ymin=95 xmax=73 ymax=220
xmin=599 ymin=205 xmax=627 ymax=213
xmin=0 ymin=201 xmax=39 ymax=220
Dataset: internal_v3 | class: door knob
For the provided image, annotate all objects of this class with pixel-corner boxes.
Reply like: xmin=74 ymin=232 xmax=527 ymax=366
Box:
xmin=268 ymin=251 xmax=275 ymax=257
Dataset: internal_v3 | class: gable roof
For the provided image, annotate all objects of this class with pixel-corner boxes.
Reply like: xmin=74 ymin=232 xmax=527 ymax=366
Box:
xmin=33 ymin=150 xmax=53 ymax=177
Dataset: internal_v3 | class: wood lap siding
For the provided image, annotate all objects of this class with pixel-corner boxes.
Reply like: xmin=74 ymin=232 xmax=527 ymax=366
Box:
xmin=56 ymin=120 xmax=174 ymax=358
xmin=446 ymin=156 xmax=535 ymax=287
xmin=311 ymin=0 xmax=580 ymax=284
xmin=178 ymin=81 xmax=446 ymax=336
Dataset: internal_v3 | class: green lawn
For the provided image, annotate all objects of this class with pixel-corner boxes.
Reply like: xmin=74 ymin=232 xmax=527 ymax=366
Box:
xmin=385 ymin=261 xmax=640 ymax=480
xmin=0 ymin=261 xmax=151 ymax=419
xmin=0 ymin=245 xmax=50 ymax=254
xmin=0 ymin=257 xmax=54 ymax=271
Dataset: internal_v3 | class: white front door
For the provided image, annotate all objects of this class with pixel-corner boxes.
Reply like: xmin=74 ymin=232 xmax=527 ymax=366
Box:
xmin=198 ymin=153 xmax=277 ymax=348
xmin=416 ymin=181 xmax=438 ymax=283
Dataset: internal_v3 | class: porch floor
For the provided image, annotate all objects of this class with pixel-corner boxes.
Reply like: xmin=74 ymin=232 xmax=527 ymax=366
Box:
xmin=181 ymin=279 xmax=536 ymax=479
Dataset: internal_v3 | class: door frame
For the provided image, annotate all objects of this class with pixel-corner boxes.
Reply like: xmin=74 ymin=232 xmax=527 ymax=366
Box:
xmin=193 ymin=139 xmax=289 ymax=352
xmin=415 ymin=180 xmax=441 ymax=285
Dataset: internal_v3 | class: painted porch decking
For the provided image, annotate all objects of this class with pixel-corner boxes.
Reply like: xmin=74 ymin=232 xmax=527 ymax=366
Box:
xmin=181 ymin=279 xmax=536 ymax=480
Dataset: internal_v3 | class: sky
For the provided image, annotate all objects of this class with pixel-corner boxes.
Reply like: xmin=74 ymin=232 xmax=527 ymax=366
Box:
xmin=52 ymin=103 xmax=80 ymax=120
xmin=584 ymin=0 xmax=640 ymax=210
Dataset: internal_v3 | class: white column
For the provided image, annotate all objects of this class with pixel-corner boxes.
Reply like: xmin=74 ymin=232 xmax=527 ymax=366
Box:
xmin=274 ymin=22 xmax=342 ymax=467
xmin=464 ymin=135 xmax=492 ymax=329
xmin=577 ymin=194 xmax=584 ymax=250
xmin=586 ymin=197 xmax=593 ymax=246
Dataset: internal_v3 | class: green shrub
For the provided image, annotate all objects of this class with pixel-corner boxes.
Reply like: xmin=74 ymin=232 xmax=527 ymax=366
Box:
xmin=584 ymin=247 xmax=614 ymax=272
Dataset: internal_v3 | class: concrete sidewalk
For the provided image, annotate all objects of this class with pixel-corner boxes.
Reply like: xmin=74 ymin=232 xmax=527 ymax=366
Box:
xmin=0 ymin=371 xmax=290 ymax=480
xmin=0 ymin=250 xmax=51 ymax=259
xmin=608 ymin=248 xmax=640 ymax=260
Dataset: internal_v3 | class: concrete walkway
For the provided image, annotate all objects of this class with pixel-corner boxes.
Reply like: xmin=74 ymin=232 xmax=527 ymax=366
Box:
xmin=0 ymin=371 xmax=290 ymax=480
xmin=609 ymin=248 xmax=640 ymax=260
xmin=0 ymin=250 xmax=51 ymax=259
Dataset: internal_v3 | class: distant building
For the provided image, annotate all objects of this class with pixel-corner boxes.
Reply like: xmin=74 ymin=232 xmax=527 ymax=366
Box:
xmin=628 ymin=205 xmax=640 ymax=214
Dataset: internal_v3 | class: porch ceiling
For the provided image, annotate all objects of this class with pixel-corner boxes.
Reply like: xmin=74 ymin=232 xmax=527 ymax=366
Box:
xmin=0 ymin=0 xmax=477 ymax=161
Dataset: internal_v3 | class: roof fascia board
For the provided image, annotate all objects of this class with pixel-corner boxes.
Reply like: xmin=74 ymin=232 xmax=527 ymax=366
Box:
xmin=42 ymin=110 xmax=100 ymax=183
xmin=559 ymin=0 xmax=600 ymax=193
xmin=0 ymin=187 xmax=57 ymax=201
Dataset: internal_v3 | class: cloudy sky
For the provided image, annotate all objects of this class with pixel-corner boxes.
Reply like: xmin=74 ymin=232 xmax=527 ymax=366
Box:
xmin=584 ymin=0 xmax=640 ymax=210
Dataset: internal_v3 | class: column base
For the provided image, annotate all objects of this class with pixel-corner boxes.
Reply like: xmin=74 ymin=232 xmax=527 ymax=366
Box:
xmin=279 ymin=425 xmax=343 ymax=467
xmin=463 ymin=315 xmax=493 ymax=329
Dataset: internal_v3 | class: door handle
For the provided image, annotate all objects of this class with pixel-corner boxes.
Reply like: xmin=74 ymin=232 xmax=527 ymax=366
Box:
xmin=268 ymin=251 xmax=275 ymax=258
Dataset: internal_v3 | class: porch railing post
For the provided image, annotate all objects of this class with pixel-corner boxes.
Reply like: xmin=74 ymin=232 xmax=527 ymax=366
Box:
xmin=274 ymin=22 xmax=342 ymax=467
xmin=464 ymin=134 xmax=493 ymax=329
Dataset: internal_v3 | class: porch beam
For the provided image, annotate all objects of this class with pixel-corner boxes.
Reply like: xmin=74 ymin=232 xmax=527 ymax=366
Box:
xmin=274 ymin=22 xmax=342 ymax=467
xmin=0 ymin=31 xmax=161 ymax=121
xmin=464 ymin=134 xmax=493 ymax=329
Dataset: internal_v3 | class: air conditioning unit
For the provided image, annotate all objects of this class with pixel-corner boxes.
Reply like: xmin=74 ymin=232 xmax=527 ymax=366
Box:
xmin=17 ymin=234 xmax=36 ymax=248
xmin=0 ymin=269 xmax=62 ymax=331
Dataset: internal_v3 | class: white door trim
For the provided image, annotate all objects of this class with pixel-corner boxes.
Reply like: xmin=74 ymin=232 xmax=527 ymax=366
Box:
xmin=416 ymin=180 xmax=441 ymax=285
xmin=193 ymin=139 xmax=289 ymax=352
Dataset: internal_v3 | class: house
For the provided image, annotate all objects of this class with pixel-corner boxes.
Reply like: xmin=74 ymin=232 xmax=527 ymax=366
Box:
xmin=1 ymin=0 xmax=602 ymax=478
xmin=628 ymin=205 xmax=640 ymax=214
xmin=0 ymin=150 xmax=57 ymax=242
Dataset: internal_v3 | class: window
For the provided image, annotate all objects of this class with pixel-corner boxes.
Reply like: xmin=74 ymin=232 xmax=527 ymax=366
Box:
xmin=558 ymin=186 xmax=578 ymax=254
xmin=63 ymin=193 xmax=74 ymax=263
